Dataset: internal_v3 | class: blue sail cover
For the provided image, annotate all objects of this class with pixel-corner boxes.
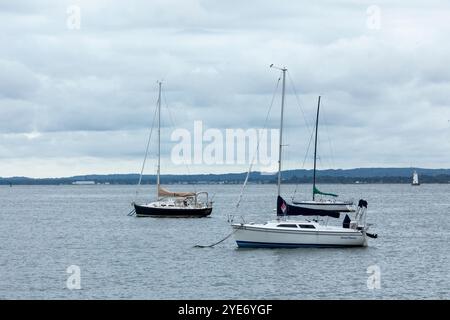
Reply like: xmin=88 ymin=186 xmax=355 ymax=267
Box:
xmin=277 ymin=196 xmax=341 ymax=218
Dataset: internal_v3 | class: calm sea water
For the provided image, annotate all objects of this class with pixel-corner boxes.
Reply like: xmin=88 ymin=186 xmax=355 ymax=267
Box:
xmin=0 ymin=183 xmax=448 ymax=299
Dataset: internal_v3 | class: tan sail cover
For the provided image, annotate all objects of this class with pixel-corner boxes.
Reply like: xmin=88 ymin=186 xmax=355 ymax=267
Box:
xmin=158 ymin=186 xmax=195 ymax=198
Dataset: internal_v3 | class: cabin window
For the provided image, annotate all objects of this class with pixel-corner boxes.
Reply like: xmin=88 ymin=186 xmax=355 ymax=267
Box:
xmin=298 ymin=224 xmax=315 ymax=229
xmin=277 ymin=224 xmax=298 ymax=228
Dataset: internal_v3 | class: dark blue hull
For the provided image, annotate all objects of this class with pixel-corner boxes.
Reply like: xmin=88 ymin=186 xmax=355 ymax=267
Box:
xmin=236 ymin=240 xmax=363 ymax=249
xmin=134 ymin=204 xmax=212 ymax=218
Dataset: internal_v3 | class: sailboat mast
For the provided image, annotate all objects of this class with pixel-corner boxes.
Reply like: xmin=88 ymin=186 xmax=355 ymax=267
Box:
xmin=156 ymin=81 xmax=162 ymax=198
xmin=277 ymin=68 xmax=287 ymax=197
xmin=312 ymin=96 xmax=321 ymax=201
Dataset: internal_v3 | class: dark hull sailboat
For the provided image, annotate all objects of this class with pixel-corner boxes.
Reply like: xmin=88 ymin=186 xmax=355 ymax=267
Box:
xmin=131 ymin=81 xmax=213 ymax=218
xmin=134 ymin=203 xmax=212 ymax=218
xmin=133 ymin=187 xmax=213 ymax=218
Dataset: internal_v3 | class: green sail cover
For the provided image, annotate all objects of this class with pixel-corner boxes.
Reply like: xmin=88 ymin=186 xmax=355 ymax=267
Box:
xmin=313 ymin=186 xmax=338 ymax=197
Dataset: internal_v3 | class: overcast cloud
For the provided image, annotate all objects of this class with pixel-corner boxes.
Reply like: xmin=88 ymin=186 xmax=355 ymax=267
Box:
xmin=1 ymin=0 xmax=449 ymax=177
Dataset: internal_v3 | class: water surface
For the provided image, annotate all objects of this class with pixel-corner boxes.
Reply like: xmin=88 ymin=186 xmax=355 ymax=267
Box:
xmin=0 ymin=184 xmax=448 ymax=299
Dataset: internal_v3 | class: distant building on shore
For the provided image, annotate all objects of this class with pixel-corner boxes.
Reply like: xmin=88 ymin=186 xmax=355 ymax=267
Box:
xmin=72 ymin=181 xmax=96 ymax=185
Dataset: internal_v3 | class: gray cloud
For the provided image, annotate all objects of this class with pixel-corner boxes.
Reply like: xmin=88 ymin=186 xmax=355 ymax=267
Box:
xmin=0 ymin=0 xmax=449 ymax=177
xmin=0 ymin=60 xmax=40 ymax=99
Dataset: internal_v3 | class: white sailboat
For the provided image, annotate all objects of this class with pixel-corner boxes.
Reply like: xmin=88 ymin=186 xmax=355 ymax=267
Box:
xmin=412 ymin=170 xmax=420 ymax=186
xmin=232 ymin=66 xmax=376 ymax=248
xmin=133 ymin=81 xmax=213 ymax=218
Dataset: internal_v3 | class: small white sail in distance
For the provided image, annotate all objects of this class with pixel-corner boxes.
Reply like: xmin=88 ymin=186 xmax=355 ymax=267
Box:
xmin=412 ymin=170 xmax=420 ymax=185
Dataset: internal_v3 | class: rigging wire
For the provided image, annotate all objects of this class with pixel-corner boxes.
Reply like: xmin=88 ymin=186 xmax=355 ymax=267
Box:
xmin=162 ymin=87 xmax=198 ymax=194
xmin=287 ymin=71 xmax=316 ymax=201
xmin=322 ymin=109 xmax=336 ymax=169
xmin=287 ymin=71 xmax=313 ymax=133
xmin=134 ymin=91 xmax=160 ymax=202
xmin=293 ymin=97 xmax=337 ymax=200
xmin=235 ymin=72 xmax=282 ymax=211
xmin=197 ymin=74 xmax=282 ymax=248
xmin=287 ymin=74 xmax=337 ymax=201
xmin=292 ymin=125 xmax=315 ymax=200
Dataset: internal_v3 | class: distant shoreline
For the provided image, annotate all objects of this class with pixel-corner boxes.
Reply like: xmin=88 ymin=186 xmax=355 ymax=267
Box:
xmin=2 ymin=168 xmax=450 ymax=185
xmin=2 ymin=182 xmax=448 ymax=186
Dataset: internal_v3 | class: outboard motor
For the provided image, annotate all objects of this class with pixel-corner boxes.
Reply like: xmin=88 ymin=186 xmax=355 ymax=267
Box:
xmin=355 ymin=199 xmax=368 ymax=222
xmin=356 ymin=199 xmax=378 ymax=239
xmin=358 ymin=199 xmax=368 ymax=208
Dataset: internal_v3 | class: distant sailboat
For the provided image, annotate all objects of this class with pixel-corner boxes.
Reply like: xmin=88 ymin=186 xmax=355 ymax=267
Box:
xmin=133 ymin=81 xmax=213 ymax=218
xmin=412 ymin=170 xmax=420 ymax=186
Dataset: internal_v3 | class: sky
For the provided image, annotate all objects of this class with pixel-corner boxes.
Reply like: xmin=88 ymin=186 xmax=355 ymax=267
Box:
xmin=1 ymin=0 xmax=450 ymax=178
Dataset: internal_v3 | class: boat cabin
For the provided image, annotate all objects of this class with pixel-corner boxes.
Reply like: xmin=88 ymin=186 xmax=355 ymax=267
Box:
xmin=276 ymin=223 xmax=316 ymax=229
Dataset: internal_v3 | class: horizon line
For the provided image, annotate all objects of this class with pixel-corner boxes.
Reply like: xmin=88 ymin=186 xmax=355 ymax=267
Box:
xmin=2 ymin=166 xmax=449 ymax=180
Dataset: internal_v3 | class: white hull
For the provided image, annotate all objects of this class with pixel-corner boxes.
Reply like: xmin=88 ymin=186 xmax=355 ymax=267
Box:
xmin=227 ymin=68 xmax=374 ymax=249
xmin=292 ymin=200 xmax=354 ymax=212
xmin=232 ymin=220 xmax=367 ymax=248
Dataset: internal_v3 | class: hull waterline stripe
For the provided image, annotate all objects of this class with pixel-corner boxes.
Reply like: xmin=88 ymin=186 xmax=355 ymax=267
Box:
xmin=236 ymin=240 xmax=364 ymax=248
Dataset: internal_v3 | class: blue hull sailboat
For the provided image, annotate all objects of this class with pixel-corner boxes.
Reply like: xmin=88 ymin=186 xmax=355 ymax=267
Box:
xmin=232 ymin=66 xmax=376 ymax=248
